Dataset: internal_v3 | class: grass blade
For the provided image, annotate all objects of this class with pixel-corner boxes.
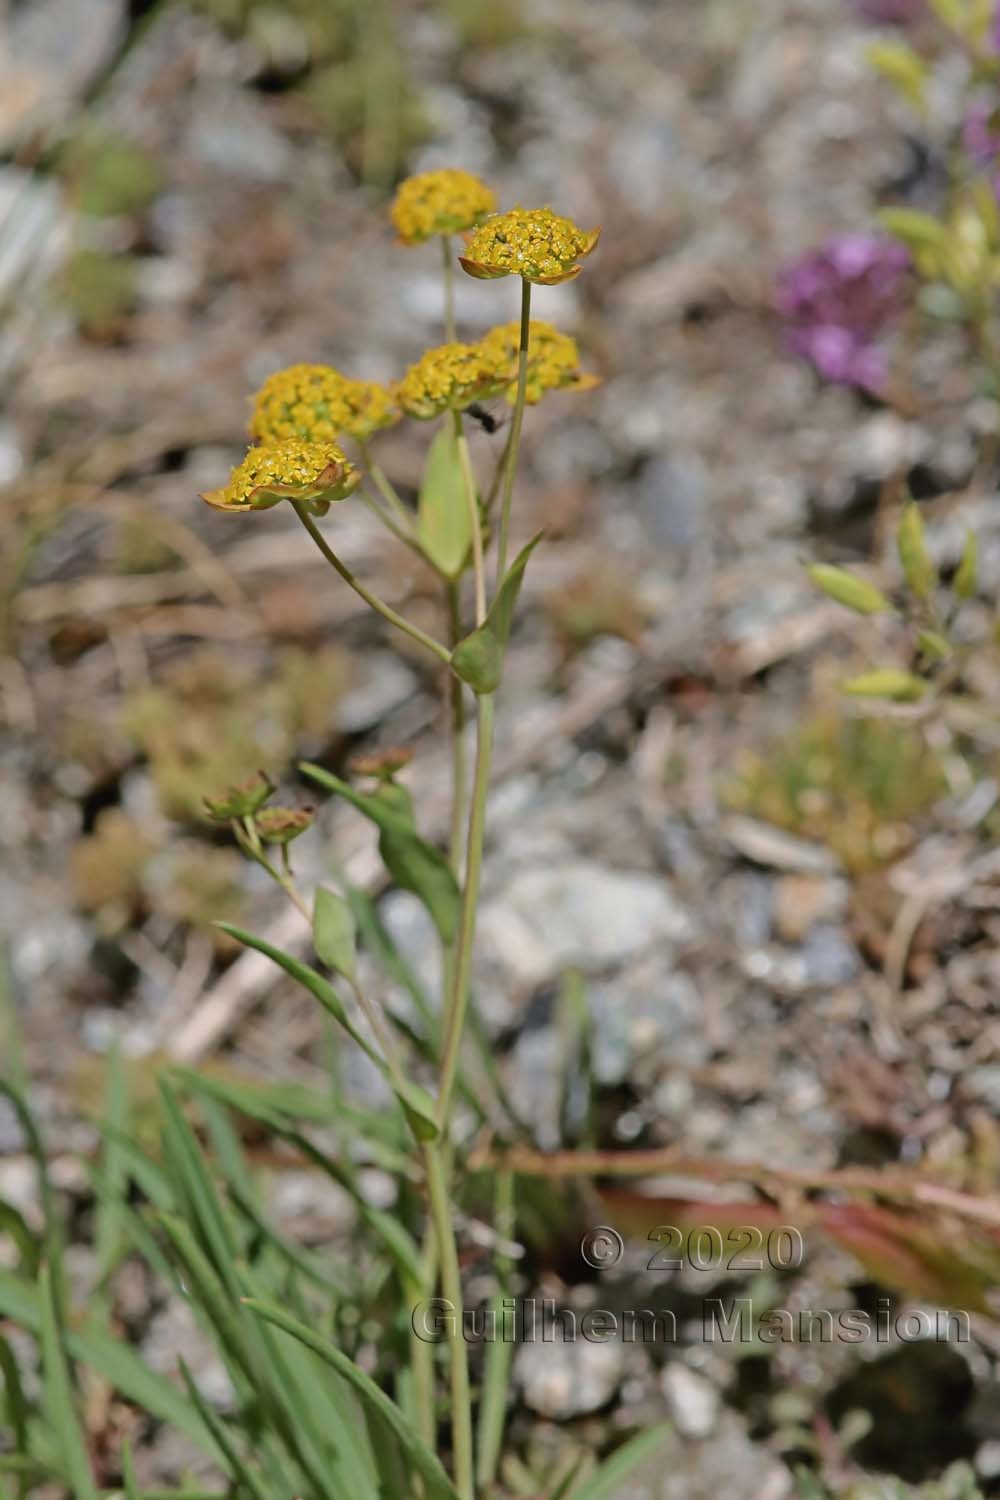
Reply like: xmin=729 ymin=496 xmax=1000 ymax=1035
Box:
xmin=39 ymin=1264 xmax=99 ymax=1500
xmin=243 ymin=1296 xmax=461 ymax=1500
xmin=570 ymin=1425 xmax=672 ymax=1500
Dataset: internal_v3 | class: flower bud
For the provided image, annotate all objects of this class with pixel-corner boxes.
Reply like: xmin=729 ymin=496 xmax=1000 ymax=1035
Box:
xmin=254 ymin=807 xmax=315 ymax=844
xmin=203 ymin=771 xmax=275 ymax=822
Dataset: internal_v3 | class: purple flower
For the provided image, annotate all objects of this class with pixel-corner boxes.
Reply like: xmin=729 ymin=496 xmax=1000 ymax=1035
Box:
xmin=776 ymin=235 xmax=911 ymax=393
xmin=963 ymin=99 xmax=1000 ymax=168
xmin=849 ymin=0 xmax=924 ymax=22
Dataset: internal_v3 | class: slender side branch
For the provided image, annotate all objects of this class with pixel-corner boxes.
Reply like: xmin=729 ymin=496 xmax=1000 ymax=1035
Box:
xmin=424 ymin=1145 xmax=474 ymax=1500
xmin=292 ymin=503 xmax=452 ymax=666
xmin=360 ymin=440 xmax=416 ymax=536
xmin=495 ymin=280 xmax=532 ymax=585
xmin=446 ymin=580 xmax=468 ymax=876
xmin=436 ymin=692 xmax=495 ymax=1129
xmin=453 ymin=413 xmax=486 ymax=625
xmin=442 ymin=233 xmax=457 ymax=342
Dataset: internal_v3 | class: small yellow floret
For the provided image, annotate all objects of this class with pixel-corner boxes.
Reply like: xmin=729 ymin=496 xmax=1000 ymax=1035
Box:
xmin=395 ymin=341 xmax=509 ymax=420
xmin=250 ymin=363 xmax=398 ymax=445
xmin=460 ymin=207 xmax=600 ymax=284
xmin=480 ymin=320 xmax=598 ymax=405
xmin=391 ymin=168 xmax=497 ymax=245
xmin=201 ymin=438 xmax=360 ymax=515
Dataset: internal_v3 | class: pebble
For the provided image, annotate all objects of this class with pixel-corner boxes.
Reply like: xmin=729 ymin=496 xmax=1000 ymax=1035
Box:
xmin=515 ymin=1333 xmax=624 ymax=1419
xmin=661 ymin=1364 xmax=720 ymax=1440
xmin=480 ymin=860 xmax=694 ymax=987
xmin=338 ymin=652 xmax=418 ymax=732
xmin=187 ymin=112 xmax=292 ymax=183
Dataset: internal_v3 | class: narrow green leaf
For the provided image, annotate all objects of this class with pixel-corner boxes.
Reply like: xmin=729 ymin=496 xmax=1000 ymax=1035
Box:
xmin=176 ymin=1362 xmax=274 ymax=1500
xmin=39 ymin=1265 xmax=99 ymax=1500
xmin=171 ymin=1070 xmax=425 ymax=1291
xmin=865 ymin=40 xmax=928 ymax=113
xmin=475 ymin=1171 xmax=515 ymax=1490
xmin=299 ymin=767 xmax=460 ymax=945
xmin=807 ymin=565 xmax=891 ymax=616
xmin=242 ymin=1298 xmax=461 ymax=1500
xmin=0 ymin=1332 xmax=28 ymax=1457
xmin=94 ymin=1042 xmax=129 ymax=1287
xmin=0 ymin=1079 xmax=65 ymax=1314
xmin=916 ymin=628 xmax=952 ymax=662
xmin=879 ymin=207 xmax=948 ymax=250
xmin=215 ymin=924 xmax=381 ymax=1066
xmin=451 ymin=532 xmax=544 ymax=693
xmin=955 ymin=532 xmax=978 ymax=599
xmin=120 ymin=1441 xmax=141 ymax=1500
xmin=0 ymin=1269 xmax=219 ymax=1461
xmin=570 ymin=1425 xmax=672 ymax=1500
xmin=417 ymin=422 xmax=472 ymax=579
xmin=897 ymin=503 xmax=935 ymax=600
xmin=313 ymin=887 xmax=357 ymax=980
xmin=842 ymin=669 xmax=928 ymax=701
xmin=395 ymin=1080 xmax=440 ymax=1143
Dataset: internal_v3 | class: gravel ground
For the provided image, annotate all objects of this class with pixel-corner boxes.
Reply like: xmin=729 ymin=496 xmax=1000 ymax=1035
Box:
xmin=4 ymin=0 xmax=1000 ymax=1493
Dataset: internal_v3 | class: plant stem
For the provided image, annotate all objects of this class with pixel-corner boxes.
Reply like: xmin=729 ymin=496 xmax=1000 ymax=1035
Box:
xmin=452 ymin=411 xmax=486 ymax=625
xmin=442 ymin=234 xmax=457 ymax=342
xmin=423 ymin=1144 xmax=474 ymax=1500
xmin=475 ymin=1169 xmax=515 ymax=1490
xmin=292 ymin=502 xmax=452 ymax=666
xmin=446 ymin=580 xmax=468 ymax=876
xmin=495 ymin=279 xmax=531 ymax=585
xmin=360 ymin=441 xmax=415 ymax=535
xmin=436 ymin=691 xmax=494 ymax=1130
xmin=409 ymin=1226 xmax=439 ymax=1450
xmin=360 ymin=489 xmax=420 ymax=551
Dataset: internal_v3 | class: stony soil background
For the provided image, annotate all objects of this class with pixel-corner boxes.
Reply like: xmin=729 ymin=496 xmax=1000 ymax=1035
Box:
xmin=4 ymin=0 xmax=1000 ymax=1494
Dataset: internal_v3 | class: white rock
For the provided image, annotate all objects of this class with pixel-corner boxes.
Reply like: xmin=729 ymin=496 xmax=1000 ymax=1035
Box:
xmin=481 ymin=860 xmax=693 ymax=986
xmin=661 ymin=1364 xmax=720 ymax=1440
xmin=515 ymin=1333 xmax=624 ymax=1419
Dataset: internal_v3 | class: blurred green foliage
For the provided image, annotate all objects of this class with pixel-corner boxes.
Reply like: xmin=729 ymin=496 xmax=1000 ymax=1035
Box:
xmin=121 ymin=644 xmax=348 ymax=821
xmin=725 ymin=711 xmax=947 ymax=871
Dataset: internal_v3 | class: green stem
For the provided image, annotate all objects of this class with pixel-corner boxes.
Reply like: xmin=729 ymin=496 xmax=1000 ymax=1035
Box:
xmin=436 ymin=691 xmax=494 ymax=1130
xmin=495 ymin=279 xmax=531 ymax=585
xmin=475 ymin=1170 xmax=515 ymax=1490
xmin=360 ymin=489 xmax=420 ymax=552
xmin=446 ymin=580 xmax=468 ymax=877
xmin=409 ymin=1226 xmax=439 ymax=1451
xmin=292 ymin=503 xmax=452 ymax=666
xmin=360 ymin=442 xmax=415 ymax=535
xmin=424 ymin=1144 xmax=474 ymax=1500
xmin=452 ymin=411 xmax=486 ymax=625
xmin=442 ymin=234 xmax=456 ymax=342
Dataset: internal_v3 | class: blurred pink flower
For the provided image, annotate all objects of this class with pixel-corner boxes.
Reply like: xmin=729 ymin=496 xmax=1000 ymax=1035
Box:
xmin=776 ymin=235 xmax=911 ymax=393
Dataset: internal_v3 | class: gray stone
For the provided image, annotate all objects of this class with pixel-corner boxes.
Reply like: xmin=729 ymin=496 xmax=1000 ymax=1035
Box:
xmin=661 ymin=1364 xmax=720 ymax=1440
xmin=337 ymin=652 xmax=418 ymax=732
xmin=515 ymin=1331 xmax=624 ymax=1419
xmin=481 ymin=861 xmax=694 ymax=987
xmin=187 ymin=112 xmax=292 ymax=183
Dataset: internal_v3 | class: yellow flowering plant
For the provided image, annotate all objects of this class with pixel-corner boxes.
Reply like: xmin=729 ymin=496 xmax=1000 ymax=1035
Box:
xmin=249 ymin=362 xmax=399 ymax=445
xmin=200 ymin=437 xmax=361 ymax=514
xmin=194 ymin=174 xmax=607 ymax=1500
xmin=481 ymin=318 xmax=600 ymax=405
xmin=391 ymin=167 xmax=496 ymax=340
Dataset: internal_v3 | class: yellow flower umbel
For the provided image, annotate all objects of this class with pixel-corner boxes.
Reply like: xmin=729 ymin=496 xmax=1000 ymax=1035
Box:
xmin=201 ymin=438 xmax=361 ymax=516
xmin=395 ymin=341 xmax=508 ymax=420
xmin=460 ymin=206 xmax=600 ymax=285
xmin=391 ymin=168 xmax=497 ymax=246
xmin=250 ymin=363 xmax=398 ymax=446
xmin=481 ymin=319 xmax=599 ymax=405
